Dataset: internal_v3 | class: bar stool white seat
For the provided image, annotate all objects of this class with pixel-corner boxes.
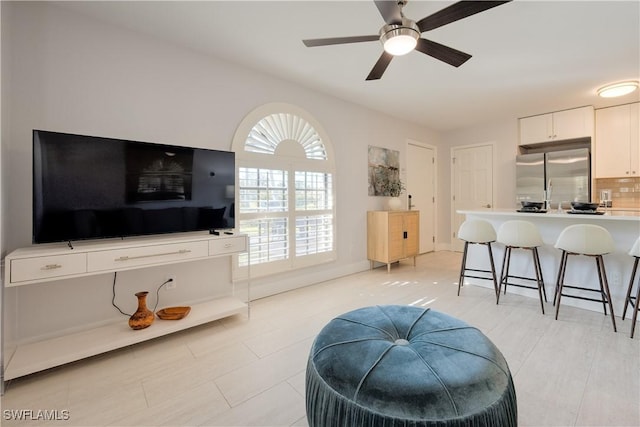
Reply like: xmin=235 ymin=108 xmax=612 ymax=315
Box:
xmin=553 ymin=224 xmax=617 ymax=332
xmin=496 ymin=220 xmax=547 ymax=313
xmin=457 ymin=219 xmax=498 ymax=297
xmin=622 ymin=237 xmax=640 ymax=338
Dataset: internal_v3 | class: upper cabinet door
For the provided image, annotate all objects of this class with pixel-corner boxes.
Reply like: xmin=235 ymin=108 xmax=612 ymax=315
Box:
xmin=519 ymin=106 xmax=594 ymax=145
xmin=553 ymin=106 xmax=594 ymax=140
xmin=595 ymin=103 xmax=639 ymax=178
xmin=520 ymin=113 xmax=553 ymax=145
xmin=632 ymin=102 xmax=640 ymax=176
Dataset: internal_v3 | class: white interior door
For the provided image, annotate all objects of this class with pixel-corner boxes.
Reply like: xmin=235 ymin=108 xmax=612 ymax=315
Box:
xmin=451 ymin=144 xmax=494 ymax=252
xmin=406 ymin=141 xmax=435 ymax=253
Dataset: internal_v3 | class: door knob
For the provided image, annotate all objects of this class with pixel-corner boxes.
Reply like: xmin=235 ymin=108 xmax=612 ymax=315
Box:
xmin=484 ymin=204 xmax=491 ymax=208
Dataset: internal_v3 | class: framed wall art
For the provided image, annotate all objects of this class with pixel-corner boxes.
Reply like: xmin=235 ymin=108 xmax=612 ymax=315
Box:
xmin=368 ymin=145 xmax=401 ymax=196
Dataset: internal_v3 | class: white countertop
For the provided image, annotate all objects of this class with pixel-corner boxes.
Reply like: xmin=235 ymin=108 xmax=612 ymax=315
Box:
xmin=458 ymin=208 xmax=640 ymax=221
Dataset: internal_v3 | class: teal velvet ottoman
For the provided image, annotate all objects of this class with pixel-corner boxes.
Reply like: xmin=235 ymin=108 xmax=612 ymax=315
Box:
xmin=305 ymin=305 xmax=517 ymax=427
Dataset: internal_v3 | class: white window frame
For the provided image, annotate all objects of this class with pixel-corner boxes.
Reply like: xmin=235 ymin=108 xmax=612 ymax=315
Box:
xmin=231 ymin=103 xmax=336 ymax=279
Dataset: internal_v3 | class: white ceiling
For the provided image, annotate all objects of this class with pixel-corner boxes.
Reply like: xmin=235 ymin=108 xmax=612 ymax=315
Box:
xmin=57 ymin=0 xmax=640 ymax=132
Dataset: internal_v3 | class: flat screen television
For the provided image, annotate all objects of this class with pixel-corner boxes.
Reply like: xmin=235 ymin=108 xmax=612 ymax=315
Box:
xmin=33 ymin=130 xmax=235 ymax=244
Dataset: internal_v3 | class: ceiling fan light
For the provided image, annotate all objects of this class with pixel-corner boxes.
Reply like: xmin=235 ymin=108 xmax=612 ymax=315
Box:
xmin=597 ymin=81 xmax=638 ymax=98
xmin=380 ymin=20 xmax=420 ymax=56
xmin=384 ymin=34 xmax=418 ymax=56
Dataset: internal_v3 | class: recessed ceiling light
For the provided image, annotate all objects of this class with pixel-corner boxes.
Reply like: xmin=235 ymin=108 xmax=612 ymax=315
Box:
xmin=597 ymin=81 xmax=639 ymax=98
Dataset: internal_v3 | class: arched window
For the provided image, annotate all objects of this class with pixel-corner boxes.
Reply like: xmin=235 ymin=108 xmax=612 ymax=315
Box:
xmin=231 ymin=103 xmax=336 ymax=278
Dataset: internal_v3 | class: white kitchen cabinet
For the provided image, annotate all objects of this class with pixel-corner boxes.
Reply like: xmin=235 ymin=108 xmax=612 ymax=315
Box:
xmin=595 ymin=102 xmax=640 ymax=178
xmin=519 ymin=106 xmax=594 ymax=145
xmin=3 ymin=232 xmax=248 ymax=382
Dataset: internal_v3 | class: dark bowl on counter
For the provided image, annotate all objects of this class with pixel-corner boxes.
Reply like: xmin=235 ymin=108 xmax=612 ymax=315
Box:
xmin=570 ymin=202 xmax=599 ymax=211
xmin=521 ymin=201 xmax=544 ymax=210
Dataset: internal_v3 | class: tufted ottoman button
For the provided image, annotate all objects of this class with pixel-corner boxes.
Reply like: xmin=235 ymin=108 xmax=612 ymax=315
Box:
xmin=306 ymin=305 xmax=517 ymax=427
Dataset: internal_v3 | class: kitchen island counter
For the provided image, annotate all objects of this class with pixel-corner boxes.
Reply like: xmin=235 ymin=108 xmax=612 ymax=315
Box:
xmin=460 ymin=208 xmax=640 ymax=220
xmin=458 ymin=209 xmax=639 ymax=317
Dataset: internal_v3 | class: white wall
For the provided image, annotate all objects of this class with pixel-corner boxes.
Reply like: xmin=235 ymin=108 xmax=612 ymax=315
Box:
xmin=440 ymin=118 xmax=520 ymax=240
xmin=1 ymin=2 xmax=446 ymax=344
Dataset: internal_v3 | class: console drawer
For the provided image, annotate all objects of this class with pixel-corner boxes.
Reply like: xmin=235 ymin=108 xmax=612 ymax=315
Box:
xmin=209 ymin=236 xmax=247 ymax=256
xmin=87 ymin=241 xmax=209 ymax=272
xmin=10 ymin=253 xmax=88 ymax=284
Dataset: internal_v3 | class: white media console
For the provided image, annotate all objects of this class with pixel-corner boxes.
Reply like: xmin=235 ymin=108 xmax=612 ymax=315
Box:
xmin=2 ymin=231 xmax=249 ymax=383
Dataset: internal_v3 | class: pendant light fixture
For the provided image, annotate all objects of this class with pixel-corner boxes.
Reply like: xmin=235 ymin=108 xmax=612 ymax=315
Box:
xmin=597 ymin=81 xmax=639 ymax=98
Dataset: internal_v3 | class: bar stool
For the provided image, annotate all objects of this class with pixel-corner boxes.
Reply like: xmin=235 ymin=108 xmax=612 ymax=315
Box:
xmin=457 ymin=219 xmax=498 ymax=297
xmin=553 ymin=224 xmax=617 ymax=332
xmin=496 ymin=220 xmax=547 ymax=314
xmin=622 ymin=237 xmax=640 ymax=338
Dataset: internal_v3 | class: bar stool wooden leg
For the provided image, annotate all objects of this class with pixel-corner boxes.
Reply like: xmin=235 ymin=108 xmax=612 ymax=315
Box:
xmin=595 ymin=255 xmax=609 ymax=316
xmin=622 ymin=257 xmax=639 ymax=321
xmin=532 ymin=247 xmax=546 ymax=314
xmin=623 ymin=240 xmax=640 ymax=338
xmin=497 ymin=246 xmax=511 ymax=304
xmin=553 ymin=251 xmax=568 ymax=306
xmin=628 ymin=260 xmax=640 ymax=338
xmin=504 ymin=247 xmax=513 ymax=295
xmin=631 ymin=282 xmax=640 ymax=339
xmin=554 ymin=251 xmax=567 ymax=321
xmin=487 ymin=243 xmax=498 ymax=297
xmin=597 ymin=255 xmax=617 ymax=332
xmin=533 ymin=247 xmax=547 ymax=301
xmin=458 ymin=241 xmax=469 ymax=296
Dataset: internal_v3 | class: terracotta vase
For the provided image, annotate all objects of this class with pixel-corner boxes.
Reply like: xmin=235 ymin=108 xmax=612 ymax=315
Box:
xmin=128 ymin=291 xmax=154 ymax=330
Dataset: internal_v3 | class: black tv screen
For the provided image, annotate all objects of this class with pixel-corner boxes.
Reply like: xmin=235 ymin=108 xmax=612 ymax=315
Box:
xmin=33 ymin=130 xmax=235 ymax=244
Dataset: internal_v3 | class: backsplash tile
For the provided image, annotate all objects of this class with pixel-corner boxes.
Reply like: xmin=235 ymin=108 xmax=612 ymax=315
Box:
xmin=595 ymin=177 xmax=640 ymax=209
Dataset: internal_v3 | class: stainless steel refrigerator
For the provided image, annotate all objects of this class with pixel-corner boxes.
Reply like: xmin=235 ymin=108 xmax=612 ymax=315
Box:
xmin=516 ymin=148 xmax=591 ymax=208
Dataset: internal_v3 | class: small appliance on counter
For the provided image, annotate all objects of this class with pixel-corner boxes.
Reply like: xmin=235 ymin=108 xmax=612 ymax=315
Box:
xmin=599 ymin=189 xmax=613 ymax=208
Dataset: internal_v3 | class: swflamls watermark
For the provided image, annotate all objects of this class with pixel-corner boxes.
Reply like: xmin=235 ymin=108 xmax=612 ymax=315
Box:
xmin=3 ymin=409 xmax=70 ymax=421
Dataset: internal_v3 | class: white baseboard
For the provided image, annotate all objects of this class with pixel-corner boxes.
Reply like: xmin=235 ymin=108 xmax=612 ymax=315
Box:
xmin=436 ymin=242 xmax=455 ymax=252
xmin=249 ymin=260 xmax=371 ymax=300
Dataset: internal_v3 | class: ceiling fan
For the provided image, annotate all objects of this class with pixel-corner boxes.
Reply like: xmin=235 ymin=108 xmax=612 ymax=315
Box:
xmin=302 ymin=0 xmax=512 ymax=80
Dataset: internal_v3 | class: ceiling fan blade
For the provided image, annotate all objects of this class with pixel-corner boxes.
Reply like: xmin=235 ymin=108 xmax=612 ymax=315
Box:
xmin=374 ymin=0 xmax=403 ymax=25
xmin=303 ymin=35 xmax=379 ymax=47
xmin=417 ymin=1 xmax=511 ymax=32
xmin=366 ymin=52 xmax=394 ymax=81
xmin=415 ymin=38 xmax=471 ymax=67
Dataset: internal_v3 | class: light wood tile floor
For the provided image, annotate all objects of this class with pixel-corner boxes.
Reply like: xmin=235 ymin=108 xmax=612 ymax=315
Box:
xmin=2 ymin=251 xmax=639 ymax=426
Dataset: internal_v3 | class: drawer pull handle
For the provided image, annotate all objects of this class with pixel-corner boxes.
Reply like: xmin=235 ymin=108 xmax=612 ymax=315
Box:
xmin=41 ymin=264 xmax=62 ymax=270
xmin=115 ymin=249 xmax=192 ymax=262
xmin=224 ymin=243 xmax=233 ymax=248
